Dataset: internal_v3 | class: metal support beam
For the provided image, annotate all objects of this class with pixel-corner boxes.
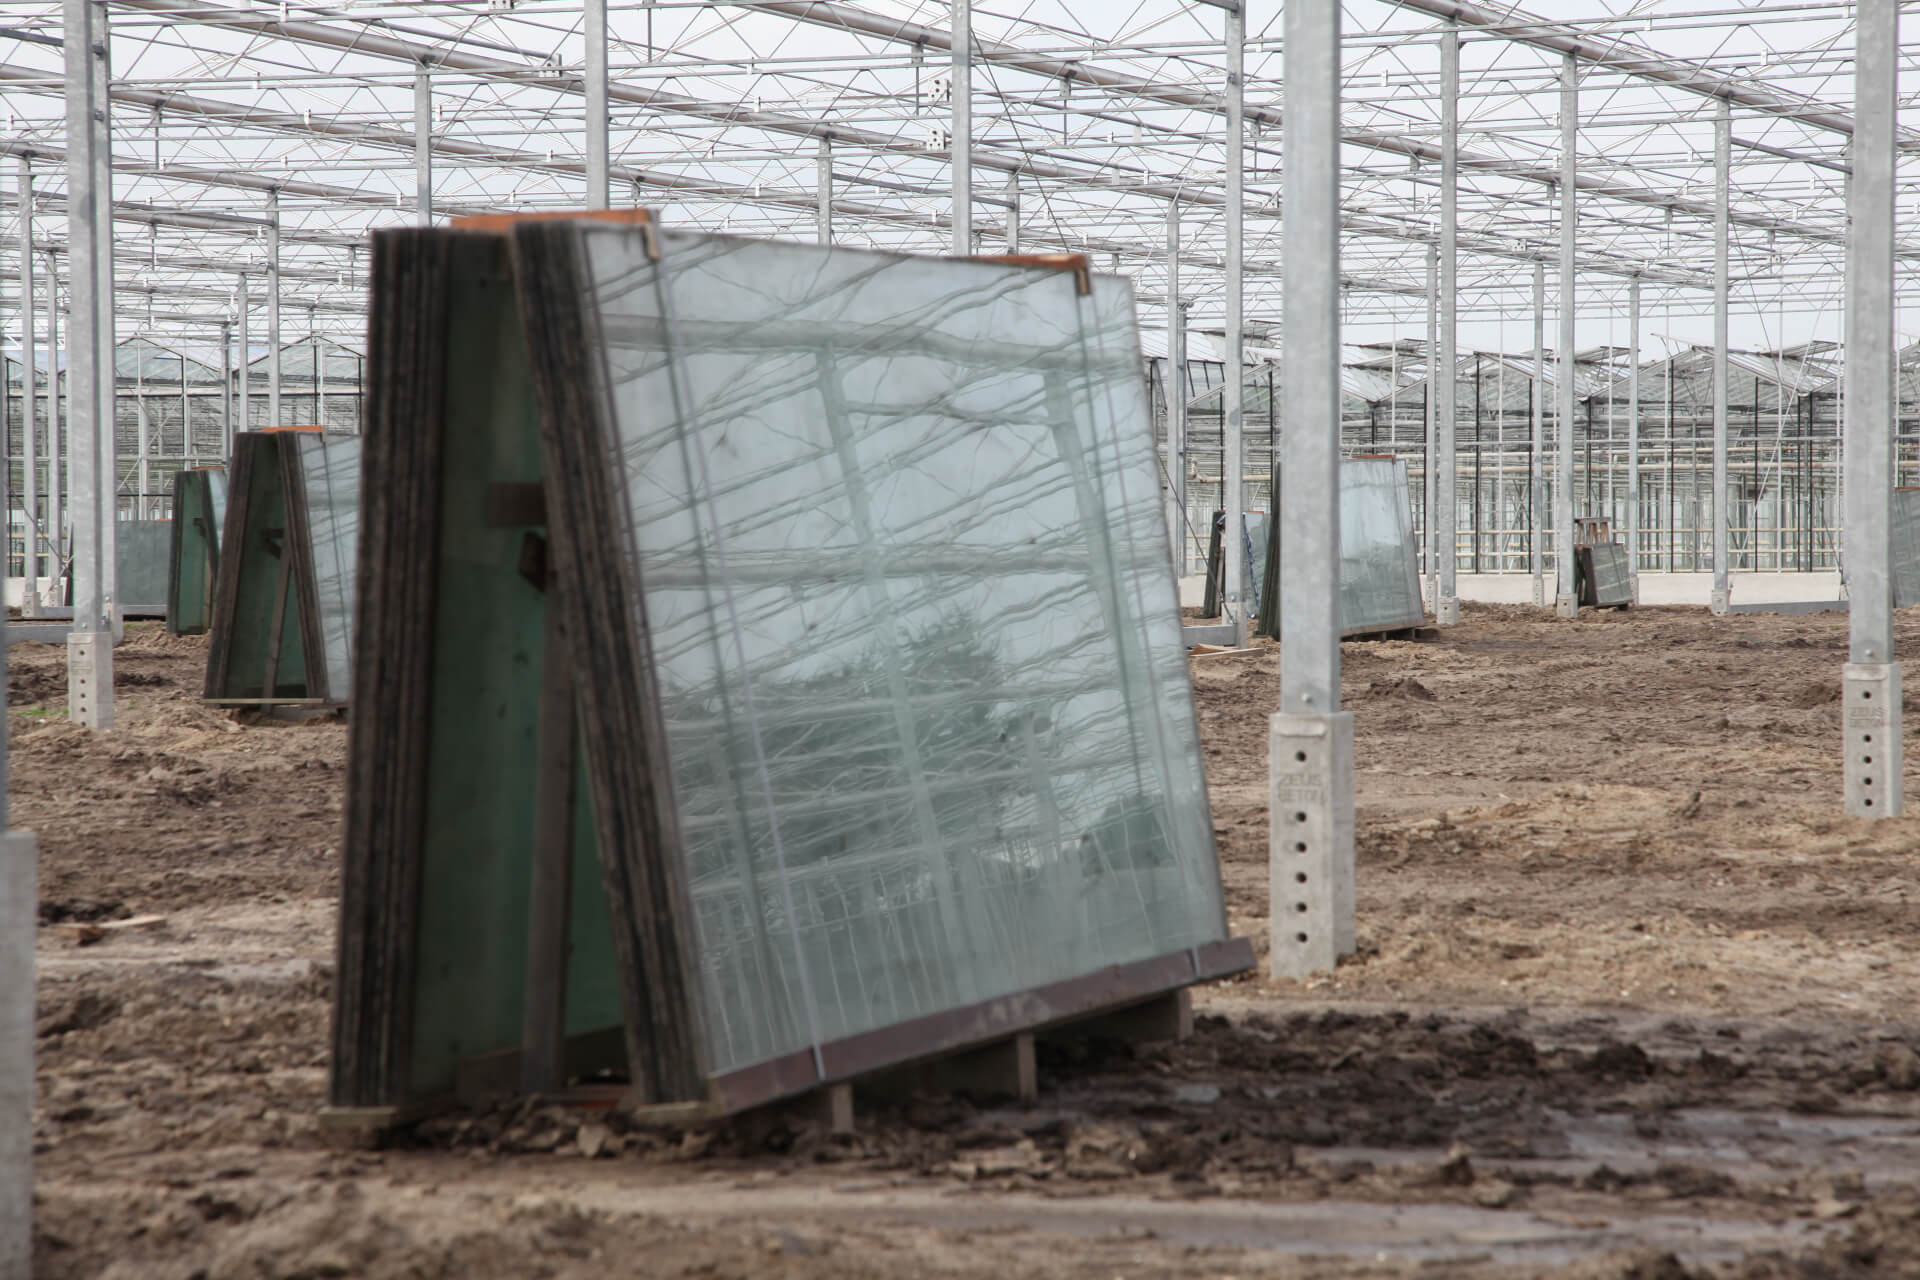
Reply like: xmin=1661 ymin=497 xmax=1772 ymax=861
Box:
xmin=1272 ymin=0 xmax=1352 ymax=982
xmin=1627 ymin=276 xmax=1641 ymax=603
xmin=1222 ymin=0 xmax=1246 ymax=646
xmin=414 ymin=62 xmax=432 ymax=221
xmin=1383 ymin=0 xmax=1895 ymax=146
xmin=236 ymin=270 xmax=249 ymax=435
xmin=135 ymin=323 xmax=149 ymax=518
xmin=1167 ymin=200 xmax=1186 ymax=576
xmin=220 ymin=318 xmax=232 ymax=458
xmin=815 ymin=137 xmax=831 ymax=244
xmin=1555 ymin=53 xmax=1578 ymax=618
xmin=1844 ymin=0 xmax=1901 ymax=819
xmin=63 ymin=0 xmax=113 ymax=726
xmin=1005 ymin=172 xmax=1020 ymax=251
xmin=267 ymin=188 xmax=280 ymax=427
xmin=1530 ymin=261 xmax=1545 ymax=606
xmin=746 ymin=0 xmax=1859 ymax=262
xmin=950 ymin=0 xmax=970 ymax=254
xmin=313 ymin=304 xmax=324 ymax=429
xmin=1436 ymin=22 xmax=1460 ymax=625
xmin=1424 ymin=244 xmax=1437 ymax=601
xmin=16 ymin=158 xmax=37 ymax=594
xmin=45 ymin=253 xmax=60 ymax=605
xmin=583 ymin=0 xmax=608 ymax=210
xmin=1711 ymin=96 xmax=1732 ymax=615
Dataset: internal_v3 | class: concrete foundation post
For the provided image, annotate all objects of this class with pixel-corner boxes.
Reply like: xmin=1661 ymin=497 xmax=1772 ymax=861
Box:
xmin=1270 ymin=714 xmax=1355 ymax=978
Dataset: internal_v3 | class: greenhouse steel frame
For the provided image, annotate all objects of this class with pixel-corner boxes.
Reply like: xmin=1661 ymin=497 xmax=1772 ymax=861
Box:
xmin=0 ymin=1 xmax=1904 ymax=997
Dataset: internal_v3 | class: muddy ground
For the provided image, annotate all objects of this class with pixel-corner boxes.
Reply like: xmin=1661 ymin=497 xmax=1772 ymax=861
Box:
xmin=23 ymin=607 xmax=1920 ymax=1277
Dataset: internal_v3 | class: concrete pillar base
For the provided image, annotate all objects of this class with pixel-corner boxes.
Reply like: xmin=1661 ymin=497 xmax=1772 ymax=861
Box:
xmin=1555 ymin=593 xmax=1578 ymax=619
xmin=66 ymin=631 xmax=114 ymax=729
xmin=1844 ymin=663 xmax=1904 ymax=818
xmin=1435 ymin=596 xmax=1461 ymax=626
xmin=1269 ymin=711 xmax=1354 ymax=980
xmin=1 ymin=828 xmax=38 ymax=1280
xmin=1709 ymin=586 xmax=1732 ymax=616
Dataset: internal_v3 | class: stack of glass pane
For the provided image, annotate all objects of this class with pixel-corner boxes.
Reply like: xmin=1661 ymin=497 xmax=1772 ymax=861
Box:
xmin=1581 ymin=543 xmax=1634 ymax=608
xmin=116 ymin=519 xmax=172 ymax=615
xmin=168 ymin=468 xmax=229 ymax=635
xmin=553 ymin=227 xmax=1239 ymax=1093
xmin=203 ymin=431 xmax=360 ymax=706
xmin=333 ymin=221 xmax=1249 ymax=1119
xmin=1256 ymin=456 xmax=1426 ymax=639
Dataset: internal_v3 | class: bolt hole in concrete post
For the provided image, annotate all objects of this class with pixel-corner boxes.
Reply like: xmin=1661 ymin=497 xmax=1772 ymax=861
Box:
xmin=1845 ymin=665 xmax=1903 ymax=817
xmin=1270 ymin=714 xmax=1355 ymax=979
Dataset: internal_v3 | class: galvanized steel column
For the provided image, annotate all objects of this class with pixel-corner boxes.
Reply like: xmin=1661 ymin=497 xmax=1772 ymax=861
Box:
xmin=950 ymin=0 xmax=970 ymax=253
xmin=1271 ymin=0 xmax=1353 ymax=980
xmin=1424 ymin=243 xmax=1437 ymax=598
xmin=177 ymin=326 xmax=190 ymax=469
xmin=267 ymin=189 xmax=281 ymax=428
xmin=63 ymin=0 xmax=115 ymax=724
xmin=1531 ymin=261 xmax=1545 ymax=605
xmin=45 ymin=256 xmax=60 ymax=592
xmin=1005 ymin=172 xmax=1020 ymax=251
xmin=1555 ymin=53 xmax=1578 ymax=618
xmin=93 ymin=43 xmax=115 ymax=618
xmin=1436 ymin=22 xmax=1459 ymax=624
xmin=236 ymin=271 xmax=249 ymax=435
xmin=314 ymin=306 xmax=325 ymax=429
xmin=414 ymin=63 xmax=433 ymax=220
xmin=1710 ymin=96 xmax=1732 ymax=614
xmin=1628 ymin=276 xmax=1641 ymax=602
xmin=1222 ymin=0 xmax=1246 ymax=644
xmin=1843 ymin=0 xmax=1901 ymax=818
xmin=584 ymin=0 xmax=609 ymax=209
xmin=17 ymin=159 xmax=36 ymax=590
xmin=1167 ymin=199 xmax=1188 ymax=576
xmin=220 ymin=319 xmax=232 ymax=459
xmin=816 ymin=138 xmax=832 ymax=244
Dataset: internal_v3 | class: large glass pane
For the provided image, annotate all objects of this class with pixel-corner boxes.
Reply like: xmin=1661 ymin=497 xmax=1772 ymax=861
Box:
xmin=207 ymin=469 xmax=229 ymax=551
xmin=1337 ymin=457 xmax=1426 ymax=634
xmin=293 ymin=434 xmax=360 ymax=700
xmin=116 ymin=519 xmax=172 ymax=609
xmin=1243 ymin=512 xmax=1269 ymax=612
xmin=577 ymin=229 xmax=1225 ymax=1076
xmin=1893 ymin=489 xmax=1920 ymax=609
